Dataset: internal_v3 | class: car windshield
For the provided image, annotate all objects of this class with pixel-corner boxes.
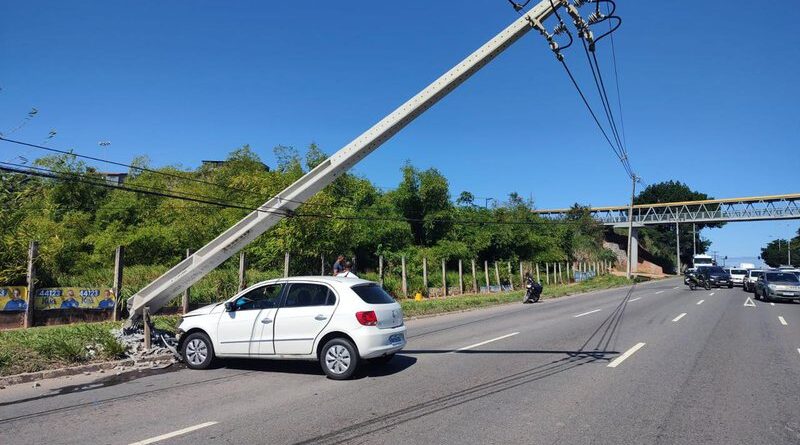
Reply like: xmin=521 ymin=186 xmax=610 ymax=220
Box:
xmin=750 ymin=271 xmax=764 ymax=278
xmin=705 ymin=267 xmax=726 ymax=274
xmin=729 ymin=269 xmax=746 ymax=275
xmin=351 ymin=283 xmax=396 ymax=304
xmin=766 ymin=273 xmax=799 ymax=282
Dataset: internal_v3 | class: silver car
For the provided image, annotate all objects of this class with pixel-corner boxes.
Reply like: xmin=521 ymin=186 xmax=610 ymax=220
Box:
xmin=754 ymin=271 xmax=800 ymax=302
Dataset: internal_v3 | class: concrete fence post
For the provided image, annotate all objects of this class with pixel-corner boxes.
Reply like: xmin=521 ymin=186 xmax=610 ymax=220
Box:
xmin=423 ymin=257 xmax=428 ymax=296
xmin=284 ymin=252 xmax=290 ymax=278
xmin=442 ymin=258 xmax=447 ymax=297
xmin=401 ymin=255 xmax=408 ymax=298
xmin=471 ymin=259 xmax=478 ymax=294
xmin=24 ymin=241 xmax=38 ymax=328
xmin=458 ymin=259 xmax=464 ymax=295
xmin=494 ymin=262 xmax=501 ymax=291
xmin=238 ymin=251 xmax=248 ymax=292
xmin=181 ymin=249 xmax=191 ymax=315
xmin=113 ymin=246 xmax=124 ymax=321
xmin=484 ymin=260 xmax=490 ymax=293
xmin=379 ymin=255 xmax=384 ymax=286
xmin=519 ymin=262 xmax=524 ymax=287
xmin=536 ymin=263 xmax=540 ymax=283
xmin=143 ymin=306 xmax=151 ymax=350
xmin=507 ymin=262 xmax=514 ymax=290
xmin=545 ymin=263 xmax=550 ymax=285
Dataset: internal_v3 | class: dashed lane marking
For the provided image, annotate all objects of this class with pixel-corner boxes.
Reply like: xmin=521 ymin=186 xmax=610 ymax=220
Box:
xmin=607 ymin=342 xmax=646 ymax=368
xmin=771 ymin=302 xmax=775 ymax=306
xmin=629 ymin=297 xmax=642 ymax=302
xmin=697 ymin=300 xmax=704 ymax=305
xmin=456 ymin=332 xmax=519 ymax=352
xmin=128 ymin=422 xmax=218 ymax=445
xmin=779 ymin=316 xmax=788 ymax=326
xmin=574 ymin=309 xmax=602 ymax=318
xmin=655 ymin=291 xmax=664 ymax=294
xmin=672 ymin=313 xmax=687 ymax=322
xmin=709 ymin=292 xmax=715 ymax=296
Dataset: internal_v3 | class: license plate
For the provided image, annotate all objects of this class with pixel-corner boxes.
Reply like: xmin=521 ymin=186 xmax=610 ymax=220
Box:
xmin=780 ymin=292 xmax=797 ymax=297
xmin=388 ymin=334 xmax=404 ymax=345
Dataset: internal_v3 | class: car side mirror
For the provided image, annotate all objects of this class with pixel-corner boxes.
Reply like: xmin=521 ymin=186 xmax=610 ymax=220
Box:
xmin=224 ymin=302 xmax=235 ymax=312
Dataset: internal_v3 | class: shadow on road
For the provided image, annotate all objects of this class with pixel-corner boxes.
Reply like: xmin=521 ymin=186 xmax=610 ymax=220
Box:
xmin=220 ymin=354 xmax=417 ymax=380
xmin=292 ymin=284 xmax=637 ymax=445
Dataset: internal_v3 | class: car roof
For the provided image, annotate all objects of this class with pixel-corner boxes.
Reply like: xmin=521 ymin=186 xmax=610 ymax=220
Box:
xmin=250 ymin=275 xmax=374 ymax=288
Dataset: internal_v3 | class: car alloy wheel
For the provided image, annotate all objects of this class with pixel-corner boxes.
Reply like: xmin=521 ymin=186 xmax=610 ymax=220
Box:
xmin=186 ymin=339 xmax=208 ymax=366
xmin=320 ymin=338 xmax=359 ymax=380
xmin=181 ymin=332 xmax=214 ymax=370
xmin=325 ymin=345 xmax=351 ymax=375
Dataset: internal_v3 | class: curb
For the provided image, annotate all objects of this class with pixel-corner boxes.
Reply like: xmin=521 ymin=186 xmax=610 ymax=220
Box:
xmin=0 ymin=353 xmax=176 ymax=387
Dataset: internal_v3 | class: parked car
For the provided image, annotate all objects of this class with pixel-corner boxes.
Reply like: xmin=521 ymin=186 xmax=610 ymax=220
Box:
xmin=696 ymin=266 xmax=733 ymax=288
xmin=754 ymin=271 xmax=800 ymax=302
xmin=176 ymin=276 xmax=407 ymax=380
xmin=743 ymin=270 xmax=766 ymax=292
xmin=726 ymin=268 xmax=747 ymax=287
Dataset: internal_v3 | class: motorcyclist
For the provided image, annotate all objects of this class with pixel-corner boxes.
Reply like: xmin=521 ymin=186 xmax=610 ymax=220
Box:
xmin=523 ymin=272 xmax=543 ymax=303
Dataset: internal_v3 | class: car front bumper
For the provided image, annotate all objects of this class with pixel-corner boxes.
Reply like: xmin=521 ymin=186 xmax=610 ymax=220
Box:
xmin=767 ymin=290 xmax=800 ymax=300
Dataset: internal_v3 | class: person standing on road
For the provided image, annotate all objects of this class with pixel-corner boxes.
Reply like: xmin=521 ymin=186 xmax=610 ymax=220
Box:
xmin=332 ymin=255 xmax=345 ymax=276
xmin=336 ymin=261 xmax=359 ymax=279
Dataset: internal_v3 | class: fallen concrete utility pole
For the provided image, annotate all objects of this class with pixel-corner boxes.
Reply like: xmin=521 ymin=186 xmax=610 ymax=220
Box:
xmin=126 ymin=0 xmax=563 ymax=327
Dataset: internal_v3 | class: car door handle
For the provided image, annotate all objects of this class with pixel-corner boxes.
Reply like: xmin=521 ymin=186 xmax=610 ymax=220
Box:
xmin=261 ymin=317 xmax=272 ymax=324
xmin=314 ymin=314 xmax=328 ymax=321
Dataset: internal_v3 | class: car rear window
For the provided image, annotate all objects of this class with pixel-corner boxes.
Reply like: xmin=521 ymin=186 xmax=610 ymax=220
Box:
xmin=706 ymin=267 xmax=726 ymax=273
xmin=750 ymin=271 xmax=764 ymax=278
xmin=730 ymin=269 xmax=746 ymax=275
xmin=351 ymin=284 xmax=396 ymax=304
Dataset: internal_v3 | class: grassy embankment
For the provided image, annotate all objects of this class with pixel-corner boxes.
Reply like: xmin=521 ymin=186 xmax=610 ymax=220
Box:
xmin=0 ymin=275 xmax=635 ymax=377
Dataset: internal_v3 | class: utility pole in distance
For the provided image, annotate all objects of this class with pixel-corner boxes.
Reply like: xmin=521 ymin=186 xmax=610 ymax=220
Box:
xmin=626 ymin=176 xmax=638 ymax=279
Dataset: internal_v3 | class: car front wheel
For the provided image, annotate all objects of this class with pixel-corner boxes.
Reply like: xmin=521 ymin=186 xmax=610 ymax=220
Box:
xmin=182 ymin=332 xmax=214 ymax=370
xmin=320 ymin=338 xmax=359 ymax=380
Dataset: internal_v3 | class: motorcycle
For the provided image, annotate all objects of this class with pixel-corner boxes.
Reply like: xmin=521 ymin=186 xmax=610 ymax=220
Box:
xmin=686 ymin=272 xmax=711 ymax=291
xmin=523 ymin=275 xmax=543 ymax=303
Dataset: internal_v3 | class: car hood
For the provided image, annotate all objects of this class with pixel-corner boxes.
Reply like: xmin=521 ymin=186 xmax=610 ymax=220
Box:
xmin=183 ymin=303 xmax=221 ymax=318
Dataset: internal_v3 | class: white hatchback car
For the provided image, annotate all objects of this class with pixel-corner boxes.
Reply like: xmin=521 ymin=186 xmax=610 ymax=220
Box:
xmin=176 ymin=276 xmax=407 ymax=379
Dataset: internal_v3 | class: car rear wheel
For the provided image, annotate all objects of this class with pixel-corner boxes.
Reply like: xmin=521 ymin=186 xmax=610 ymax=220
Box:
xmin=320 ymin=338 xmax=359 ymax=380
xmin=182 ymin=332 xmax=214 ymax=370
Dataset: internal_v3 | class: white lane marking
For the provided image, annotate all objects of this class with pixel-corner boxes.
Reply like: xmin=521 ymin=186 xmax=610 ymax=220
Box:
xmin=574 ymin=309 xmax=602 ymax=318
xmin=744 ymin=297 xmax=756 ymax=307
xmin=607 ymin=342 xmax=646 ymax=368
xmin=673 ymin=286 xmax=680 ymax=289
xmin=770 ymin=302 xmax=775 ymax=306
xmin=672 ymin=313 xmax=687 ymax=322
xmin=128 ymin=422 xmax=218 ymax=445
xmin=779 ymin=316 xmax=788 ymax=326
xmin=797 ymin=348 xmax=800 ymax=356
xmin=697 ymin=300 xmax=704 ymax=305
xmin=456 ymin=332 xmax=519 ymax=352
xmin=655 ymin=290 xmax=664 ymax=294
xmin=629 ymin=297 xmax=642 ymax=302
xmin=709 ymin=292 xmax=715 ymax=296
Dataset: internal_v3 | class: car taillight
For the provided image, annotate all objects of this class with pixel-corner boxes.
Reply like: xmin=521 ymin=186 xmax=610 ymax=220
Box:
xmin=356 ymin=311 xmax=378 ymax=326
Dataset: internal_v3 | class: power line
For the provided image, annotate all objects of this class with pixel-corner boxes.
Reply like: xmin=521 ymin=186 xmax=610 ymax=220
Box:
xmin=1 ymin=164 xmax=593 ymax=228
xmin=0 ymin=136 xmax=363 ymax=211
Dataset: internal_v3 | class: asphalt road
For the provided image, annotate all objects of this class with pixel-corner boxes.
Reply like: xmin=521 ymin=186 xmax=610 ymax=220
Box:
xmin=2 ymin=278 xmax=800 ymax=445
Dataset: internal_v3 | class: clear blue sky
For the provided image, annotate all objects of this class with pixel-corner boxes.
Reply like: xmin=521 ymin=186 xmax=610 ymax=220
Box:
xmin=2 ymin=1 xmax=798 ymax=262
